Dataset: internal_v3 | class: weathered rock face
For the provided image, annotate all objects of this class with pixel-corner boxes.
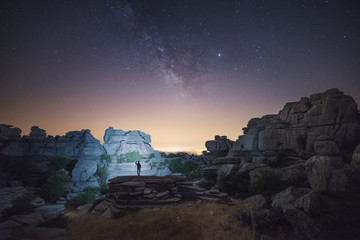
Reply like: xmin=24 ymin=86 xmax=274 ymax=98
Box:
xmin=0 ymin=126 xmax=105 ymax=159
xmin=103 ymin=127 xmax=155 ymax=157
xmin=352 ymin=143 xmax=360 ymax=168
xmin=305 ymin=155 xmax=344 ymax=193
xmin=205 ymin=135 xmax=234 ymax=153
xmin=229 ymin=89 xmax=360 ymax=156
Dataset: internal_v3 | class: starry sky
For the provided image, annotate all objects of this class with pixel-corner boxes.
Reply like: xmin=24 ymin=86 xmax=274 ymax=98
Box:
xmin=1 ymin=0 xmax=359 ymax=152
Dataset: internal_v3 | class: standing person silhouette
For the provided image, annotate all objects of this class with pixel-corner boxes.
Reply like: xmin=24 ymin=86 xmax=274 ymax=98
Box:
xmin=135 ymin=161 xmax=141 ymax=176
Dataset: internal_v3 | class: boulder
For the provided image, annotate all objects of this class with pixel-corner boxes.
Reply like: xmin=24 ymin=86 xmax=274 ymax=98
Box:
xmin=294 ymin=191 xmax=321 ymax=216
xmin=243 ymin=194 xmax=267 ymax=209
xmin=305 ymin=156 xmax=344 ymax=192
xmin=103 ymin=127 xmax=155 ymax=157
xmin=205 ymin=135 xmax=234 ymax=153
xmin=10 ymin=212 xmax=44 ymax=226
xmin=31 ymin=197 xmax=45 ymax=207
xmin=271 ymin=186 xmax=311 ymax=211
xmin=34 ymin=205 xmax=65 ymax=220
xmin=313 ymin=136 xmax=340 ymax=156
xmin=71 ymin=160 xmax=98 ymax=182
xmin=282 ymin=205 xmax=319 ymax=240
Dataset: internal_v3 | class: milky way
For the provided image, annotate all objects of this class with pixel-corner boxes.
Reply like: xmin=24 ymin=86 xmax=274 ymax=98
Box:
xmin=0 ymin=0 xmax=359 ymax=151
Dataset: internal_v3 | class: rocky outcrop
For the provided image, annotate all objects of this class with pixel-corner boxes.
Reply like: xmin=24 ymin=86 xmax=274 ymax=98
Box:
xmin=229 ymin=89 xmax=360 ymax=156
xmin=205 ymin=135 xmax=234 ymax=153
xmin=92 ymin=175 xmax=230 ymax=217
xmin=103 ymin=127 xmax=155 ymax=158
xmin=0 ymin=126 xmax=105 ymax=159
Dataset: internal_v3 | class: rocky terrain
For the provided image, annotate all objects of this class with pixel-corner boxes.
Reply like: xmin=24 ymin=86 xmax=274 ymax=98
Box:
xmin=202 ymin=89 xmax=360 ymax=239
xmin=1 ymin=88 xmax=360 ymax=239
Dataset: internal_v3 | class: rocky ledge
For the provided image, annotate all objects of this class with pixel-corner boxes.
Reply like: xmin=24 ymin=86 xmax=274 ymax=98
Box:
xmin=92 ymin=175 xmax=230 ymax=217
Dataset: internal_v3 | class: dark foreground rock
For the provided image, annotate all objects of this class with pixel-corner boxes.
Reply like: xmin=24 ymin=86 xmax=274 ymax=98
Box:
xmin=92 ymin=175 xmax=230 ymax=217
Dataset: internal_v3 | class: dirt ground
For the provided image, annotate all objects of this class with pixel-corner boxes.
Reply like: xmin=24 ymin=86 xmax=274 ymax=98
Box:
xmin=66 ymin=202 xmax=256 ymax=240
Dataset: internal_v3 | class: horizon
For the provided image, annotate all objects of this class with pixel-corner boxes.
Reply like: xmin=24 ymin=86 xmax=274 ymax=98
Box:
xmin=1 ymin=1 xmax=359 ymax=152
xmin=3 ymin=87 xmax=359 ymax=153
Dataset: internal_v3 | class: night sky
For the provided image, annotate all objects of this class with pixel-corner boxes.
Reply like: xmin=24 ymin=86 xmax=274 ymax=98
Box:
xmin=1 ymin=0 xmax=359 ymax=152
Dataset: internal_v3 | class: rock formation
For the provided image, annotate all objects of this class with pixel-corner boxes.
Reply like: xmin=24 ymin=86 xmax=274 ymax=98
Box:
xmin=103 ymin=127 xmax=155 ymax=158
xmin=205 ymin=135 xmax=234 ymax=153
xmin=0 ymin=126 xmax=105 ymax=159
xmin=92 ymin=175 xmax=230 ymax=217
xmin=229 ymin=89 xmax=360 ymax=156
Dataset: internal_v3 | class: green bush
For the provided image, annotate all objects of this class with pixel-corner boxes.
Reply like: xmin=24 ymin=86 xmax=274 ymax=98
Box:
xmin=249 ymin=169 xmax=288 ymax=198
xmin=167 ymin=152 xmax=186 ymax=158
xmin=101 ymin=154 xmax=112 ymax=164
xmin=68 ymin=187 xmax=98 ymax=206
xmin=126 ymin=151 xmax=142 ymax=162
xmin=117 ymin=154 xmax=126 ymax=163
xmin=168 ymin=158 xmax=201 ymax=181
xmin=217 ymin=171 xmax=244 ymax=196
xmin=149 ymin=153 xmax=155 ymax=159
xmin=1 ymin=192 xmax=36 ymax=219
xmin=95 ymin=165 xmax=109 ymax=185
xmin=42 ymin=171 xmax=70 ymax=202
xmin=48 ymin=157 xmax=71 ymax=171
xmin=99 ymin=184 xmax=109 ymax=194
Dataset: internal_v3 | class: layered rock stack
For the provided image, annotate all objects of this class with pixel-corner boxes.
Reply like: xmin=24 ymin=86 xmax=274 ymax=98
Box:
xmin=229 ymin=89 xmax=360 ymax=156
xmin=92 ymin=175 xmax=230 ymax=217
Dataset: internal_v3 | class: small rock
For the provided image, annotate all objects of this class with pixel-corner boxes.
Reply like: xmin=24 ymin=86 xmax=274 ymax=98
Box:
xmin=243 ymin=194 xmax=267 ymax=209
xmin=10 ymin=212 xmax=44 ymax=226
xmin=155 ymin=191 xmax=169 ymax=198
xmin=31 ymin=197 xmax=45 ymax=207
xmin=35 ymin=205 xmax=65 ymax=220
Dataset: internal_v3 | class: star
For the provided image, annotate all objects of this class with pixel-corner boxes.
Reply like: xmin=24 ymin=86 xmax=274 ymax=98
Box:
xmin=217 ymin=53 xmax=222 ymax=57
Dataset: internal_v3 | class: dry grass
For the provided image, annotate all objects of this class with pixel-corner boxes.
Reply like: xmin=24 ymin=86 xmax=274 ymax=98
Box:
xmin=66 ymin=202 xmax=255 ymax=240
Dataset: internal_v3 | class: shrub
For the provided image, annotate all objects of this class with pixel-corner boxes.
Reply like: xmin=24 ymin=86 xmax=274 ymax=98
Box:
xmin=126 ymin=151 xmax=142 ymax=162
xmin=99 ymin=184 xmax=109 ymax=194
xmin=249 ymin=169 xmax=288 ymax=198
xmin=68 ymin=187 xmax=99 ymax=206
xmin=1 ymin=192 xmax=36 ymax=219
xmin=95 ymin=165 xmax=109 ymax=185
xmin=149 ymin=153 xmax=155 ymax=159
xmin=217 ymin=171 xmax=244 ymax=196
xmin=167 ymin=152 xmax=186 ymax=158
xmin=42 ymin=171 xmax=70 ymax=202
xmin=48 ymin=157 xmax=71 ymax=171
xmin=117 ymin=155 xmax=126 ymax=163
xmin=101 ymin=154 xmax=112 ymax=164
xmin=168 ymin=158 xmax=201 ymax=181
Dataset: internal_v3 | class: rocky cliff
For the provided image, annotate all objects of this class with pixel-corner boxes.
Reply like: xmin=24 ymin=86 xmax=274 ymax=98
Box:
xmin=103 ymin=127 xmax=155 ymax=158
xmin=229 ymin=88 xmax=360 ymax=156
